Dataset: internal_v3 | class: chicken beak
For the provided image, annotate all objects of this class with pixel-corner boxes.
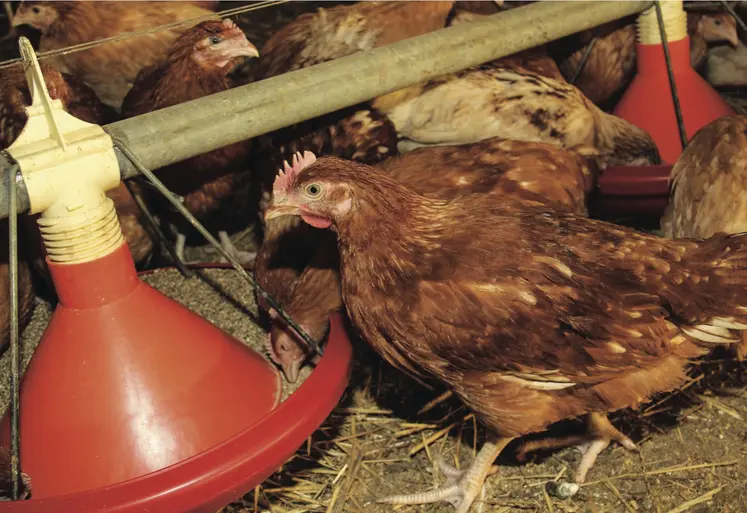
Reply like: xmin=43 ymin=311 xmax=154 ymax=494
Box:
xmin=228 ymin=41 xmax=260 ymax=60
xmin=727 ymin=31 xmax=740 ymax=47
xmin=264 ymin=202 xmax=304 ymax=221
xmin=283 ymin=360 xmax=302 ymax=384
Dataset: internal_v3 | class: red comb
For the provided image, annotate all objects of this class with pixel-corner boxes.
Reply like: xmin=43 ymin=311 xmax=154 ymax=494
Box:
xmin=273 ymin=151 xmax=317 ymax=195
xmin=221 ymin=18 xmax=238 ymax=30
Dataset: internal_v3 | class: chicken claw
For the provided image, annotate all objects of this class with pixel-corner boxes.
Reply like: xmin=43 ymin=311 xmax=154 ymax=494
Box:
xmin=217 ymin=230 xmax=256 ymax=268
xmin=378 ymin=436 xmax=512 ymax=513
xmin=516 ymin=412 xmax=637 ymax=484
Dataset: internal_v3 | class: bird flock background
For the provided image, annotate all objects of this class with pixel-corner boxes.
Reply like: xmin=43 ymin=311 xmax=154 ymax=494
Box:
xmin=0 ymin=1 xmax=746 ymax=512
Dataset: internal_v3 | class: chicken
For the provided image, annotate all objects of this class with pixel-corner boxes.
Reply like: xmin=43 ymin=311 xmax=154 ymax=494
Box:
xmin=121 ymin=19 xmax=259 ymax=266
xmin=706 ymin=41 xmax=747 ymax=87
xmin=689 ymin=11 xmax=739 ymax=72
xmin=660 ymin=114 xmax=747 ymax=359
xmin=661 ymin=115 xmax=747 ymax=239
xmin=0 ymin=447 xmax=31 ymax=501
xmin=12 ymin=1 xmax=215 ymax=110
xmin=0 ymin=62 xmax=155 ymax=277
xmin=374 ymin=65 xmax=660 ymax=168
xmin=267 ymin=139 xmax=598 ymax=382
xmin=551 ymin=11 xmax=739 ymax=107
xmin=265 ymin=153 xmax=747 ymax=512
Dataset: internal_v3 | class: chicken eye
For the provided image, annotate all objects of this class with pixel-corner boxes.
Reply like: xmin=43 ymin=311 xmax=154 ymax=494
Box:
xmin=32 ymin=6 xmax=40 ymax=13
xmin=714 ymin=19 xmax=722 ymax=26
xmin=305 ymin=183 xmax=322 ymax=197
xmin=209 ymin=35 xmax=222 ymax=45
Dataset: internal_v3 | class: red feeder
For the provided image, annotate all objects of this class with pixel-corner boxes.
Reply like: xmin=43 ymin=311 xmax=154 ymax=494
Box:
xmin=0 ymin=252 xmax=353 ymax=512
xmin=613 ymin=1 xmax=734 ymax=165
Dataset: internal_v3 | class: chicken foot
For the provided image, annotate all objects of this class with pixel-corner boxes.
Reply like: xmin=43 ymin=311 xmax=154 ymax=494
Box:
xmin=217 ymin=231 xmax=256 ymax=267
xmin=173 ymin=230 xmax=256 ymax=267
xmin=378 ymin=435 xmax=513 ymax=513
xmin=515 ymin=412 xmax=637 ymax=483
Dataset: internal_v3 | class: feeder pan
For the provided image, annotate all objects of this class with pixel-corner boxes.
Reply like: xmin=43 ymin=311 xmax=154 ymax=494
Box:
xmin=0 ymin=261 xmax=353 ymax=513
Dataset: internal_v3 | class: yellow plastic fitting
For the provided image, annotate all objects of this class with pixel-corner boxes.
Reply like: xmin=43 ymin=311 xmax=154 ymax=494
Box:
xmin=637 ymin=0 xmax=687 ymax=45
xmin=5 ymin=37 xmax=123 ymax=264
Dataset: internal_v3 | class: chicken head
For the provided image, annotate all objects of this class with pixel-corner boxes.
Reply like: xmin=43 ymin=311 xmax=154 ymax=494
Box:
xmin=265 ymin=151 xmax=352 ymax=229
xmin=12 ymin=2 xmax=59 ymax=33
xmin=266 ymin=313 xmax=309 ymax=383
xmin=190 ymin=18 xmax=259 ymax=70
xmin=698 ymin=12 xmax=739 ymax=46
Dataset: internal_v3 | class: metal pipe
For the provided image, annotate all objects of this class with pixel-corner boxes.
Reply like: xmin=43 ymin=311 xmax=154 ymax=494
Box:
xmin=0 ymin=0 xmax=651 ymax=218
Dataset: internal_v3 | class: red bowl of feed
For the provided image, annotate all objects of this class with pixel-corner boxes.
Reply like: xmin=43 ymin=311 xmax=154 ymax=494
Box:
xmin=0 ymin=262 xmax=353 ymax=513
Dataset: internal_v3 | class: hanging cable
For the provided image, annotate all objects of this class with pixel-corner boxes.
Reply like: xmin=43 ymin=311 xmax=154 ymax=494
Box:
xmin=655 ymin=0 xmax=688 ymax=150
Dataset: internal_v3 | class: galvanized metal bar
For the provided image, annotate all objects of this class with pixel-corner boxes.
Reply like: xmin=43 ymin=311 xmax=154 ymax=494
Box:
xmin=0 ymin=0 xmax=651 ymax=219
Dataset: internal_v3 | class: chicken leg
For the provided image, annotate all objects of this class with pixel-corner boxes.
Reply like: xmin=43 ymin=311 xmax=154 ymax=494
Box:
xmin=172 ymin=229 xmax=255 ymax=267
xmin=378 ymin=435 xmax=513 ymax=513
xmin=217 ymin=230 xmax=256 ymax=267
xmin=515 ymin=412 xmax=637 ymax=483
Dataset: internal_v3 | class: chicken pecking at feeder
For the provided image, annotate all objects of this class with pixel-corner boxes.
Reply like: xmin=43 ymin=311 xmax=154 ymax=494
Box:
xmin=594 ymin=0 xmax=735 ymax=222
xmin=0 ymin=37 xmax=352 ymax=512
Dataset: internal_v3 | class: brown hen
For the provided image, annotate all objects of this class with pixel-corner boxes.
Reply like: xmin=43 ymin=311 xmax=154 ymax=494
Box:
xmin=12 ymin=1 xmax=215 ymax=110
xmin=266 ymin=154 xmax=747 ymax=512
xmin=374 ymin=65 xmax=660 ymax=169
xmin=267 ymin=139 xmax=598 ymax=382
xmin=660 ymin=114 xmax=747 ymax=359
xmin=121 ymin=19 xmax=259 ymax=265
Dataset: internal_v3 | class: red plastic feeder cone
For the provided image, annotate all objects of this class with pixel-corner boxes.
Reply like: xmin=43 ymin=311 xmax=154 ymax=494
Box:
xmin=0 ymin=244 xmax=282 ymax=498
xmin=613 ymin=2 xmax=734 ymax=165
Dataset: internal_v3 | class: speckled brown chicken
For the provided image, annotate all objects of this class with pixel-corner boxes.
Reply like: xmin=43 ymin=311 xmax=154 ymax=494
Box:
xmin=121 ymin=19 xmax=259 ymax=265
xmin=12 ymin=1 xmax=215 ymax=110
xmin=267 ymin=139 xmax=599 ymax=382
xmin=660 ymin=114 xmax=747 ymax=359
xmin=374 ymin=65 xmax=661 ymax=169
xmin=265 ymin=154 xmax=747 ymax=512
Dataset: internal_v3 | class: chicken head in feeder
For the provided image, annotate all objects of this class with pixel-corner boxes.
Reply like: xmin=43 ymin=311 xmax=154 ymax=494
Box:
xmin=0 ymin=38 xmax=347 ymax=507
xmin=596 ymin=1 xmax=735 ymax=220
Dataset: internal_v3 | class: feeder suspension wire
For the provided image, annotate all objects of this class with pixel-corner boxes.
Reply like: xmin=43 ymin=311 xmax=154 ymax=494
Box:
xmin=0 ymin=0 xmax=288 ymax=71
xmin=570 ymin=30 xmax=599 ymax=85
xmin=122 ymin=179 xmax=194 ymax=279
xmin=655 ymin=0 xmax=688 ymax=151
xmin=719 ymin=1 xmax=747 ymax=39
xmin=111 ymin=139 xmax=324 ymax=358
xmin=7 ymin=163 xmax=20 ymax=500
